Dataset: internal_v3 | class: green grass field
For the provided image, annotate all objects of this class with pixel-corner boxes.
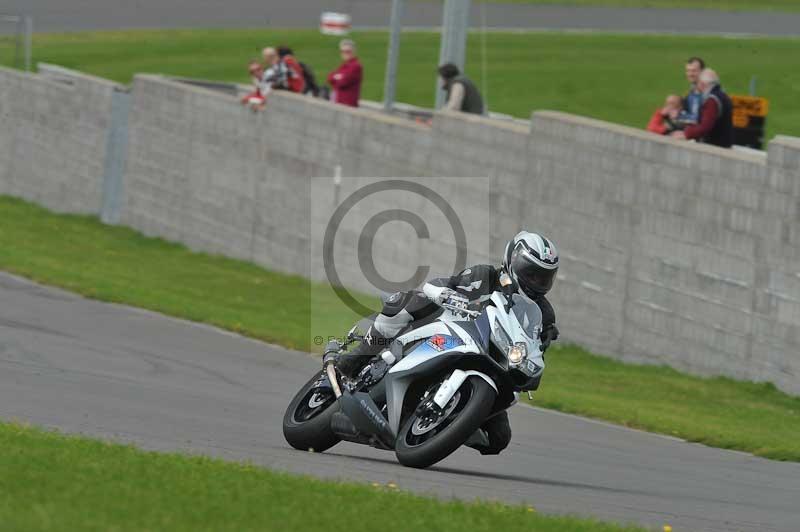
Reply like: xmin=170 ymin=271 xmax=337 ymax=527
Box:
xmin=482 ymin=0 xmax=800 ymax=12
xmin=0 ymin=421 xmax=646 ymax=532
xmin=2 ymin=29 xmax=798 ymax=141
xmin=2 ymin=196 xmax=799 ymax=462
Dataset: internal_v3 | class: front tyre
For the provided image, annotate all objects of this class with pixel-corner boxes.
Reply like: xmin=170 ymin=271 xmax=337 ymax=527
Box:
xmin=282 ymin=371 xmax=340 ymax=453
xmin=395 ymin=376 xmax=496 ymax=469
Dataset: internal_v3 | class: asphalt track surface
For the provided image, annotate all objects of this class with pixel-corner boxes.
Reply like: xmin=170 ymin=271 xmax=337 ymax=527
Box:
xmin=2 ymin=272 xmax=800 ymax=531
xmin=2 ymin=0 xmax=800 ymax=36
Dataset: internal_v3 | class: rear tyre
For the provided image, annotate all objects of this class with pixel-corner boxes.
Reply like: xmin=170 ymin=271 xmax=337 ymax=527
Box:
xmin=395 ymin=376 xmax=496 ymax=469
xmin=282 ymin=371 xmax=340 ymax=453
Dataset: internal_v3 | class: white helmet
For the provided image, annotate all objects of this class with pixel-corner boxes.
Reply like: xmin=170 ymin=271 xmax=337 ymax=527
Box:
xmin=502 ymin=231 xmax=559 ymax=299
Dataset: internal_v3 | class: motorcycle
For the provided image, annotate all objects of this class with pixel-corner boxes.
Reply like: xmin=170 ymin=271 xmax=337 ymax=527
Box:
xmin=282 ymin=289 xmax=545 ymax=469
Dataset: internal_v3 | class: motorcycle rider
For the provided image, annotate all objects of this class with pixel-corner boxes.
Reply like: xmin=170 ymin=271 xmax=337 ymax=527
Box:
xmin=334 ymin=231 xmax=559 ymax=455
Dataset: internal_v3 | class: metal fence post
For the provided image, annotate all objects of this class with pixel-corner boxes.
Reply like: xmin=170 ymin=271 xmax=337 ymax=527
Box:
xmin=435 ymin=0 xmax=471 ymax=109
xmin=100 ymin=88 xmax=131 ymax=225
xmin=23 ymin=15 xmax=32 ymax=71
xmin=383 ymin=0 xmax=405 ymax=112
xmin=0 ymin=15 xmax=21 ymax=69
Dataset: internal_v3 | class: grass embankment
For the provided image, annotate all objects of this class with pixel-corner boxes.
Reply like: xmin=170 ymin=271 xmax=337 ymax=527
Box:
xmin=2 ymin=196 xmax=799 ymax=461
xmin=483 ymin=0 xmax=800 ymax=12
xmin=0 ymin=198 xmax=363 ymax=352
xmin=0 ymin=421 xmax=645 ymax=532
xmin=1 ymin=29 xmax=798 ymax=140
xmin=539 ymin=346 xmax=800 ymax=461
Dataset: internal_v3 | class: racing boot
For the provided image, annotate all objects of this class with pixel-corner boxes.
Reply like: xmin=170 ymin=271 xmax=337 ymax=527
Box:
xmin=466 ymin=410 xmax=512 ymax=455
xmin=336 ymin=327 xmax=391 ymax=378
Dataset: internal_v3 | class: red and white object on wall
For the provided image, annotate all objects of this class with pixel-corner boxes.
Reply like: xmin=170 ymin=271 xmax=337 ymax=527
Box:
xmin=320 ymin=12 xmax=351 ymax=35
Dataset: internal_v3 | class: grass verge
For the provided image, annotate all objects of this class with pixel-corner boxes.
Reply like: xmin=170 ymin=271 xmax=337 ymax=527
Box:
xmin=538 ymin=345 xmax=800 ymax=461
xmin=1 ymin=29 xmax=798 ymax=140
xmin=0 ymin=197 xmax=367 ymax=352
xmin=1 ymin=196 xmax=800 ymax=461
xmin=0 ymin=421 xmax=646 ymax=532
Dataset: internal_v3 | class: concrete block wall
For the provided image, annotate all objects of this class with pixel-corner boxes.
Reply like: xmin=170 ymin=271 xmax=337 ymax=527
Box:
xmin=752 ymin=136 xmax=800 ymax=392
xmin=523 ymin=112 xmax=800 ymax=391
xmin=2 ymin=68 xmax=799 ymax=393
xmin=121 ymin=75 xmax=268 ymax=267
xmin=120 ymin=76 xmax=481 ymax=289
xmin=525 ymin=112 xmax=767 ymax=377
xmin=0 ymin=66 xmax=117 ymax=214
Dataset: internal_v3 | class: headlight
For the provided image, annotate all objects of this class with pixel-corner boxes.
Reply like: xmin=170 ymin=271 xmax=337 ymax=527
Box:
xmin=507 ymin=342 xmax=527 ymax=366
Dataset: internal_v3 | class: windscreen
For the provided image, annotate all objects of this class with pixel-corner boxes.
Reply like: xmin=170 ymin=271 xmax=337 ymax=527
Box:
xmin=510 ymin=293 xmax=543 ymax=339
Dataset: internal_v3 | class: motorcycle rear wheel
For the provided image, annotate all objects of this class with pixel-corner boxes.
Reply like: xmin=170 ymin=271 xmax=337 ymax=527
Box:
xmin=395 ymin=376 xmax=495 ymax=469
xmin=282 ymin=370 xmax=341 ymax=453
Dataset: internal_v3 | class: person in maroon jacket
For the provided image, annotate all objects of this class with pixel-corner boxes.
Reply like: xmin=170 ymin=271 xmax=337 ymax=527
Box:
xmin=671 ymin=69 xmax=733 ymax=148
xmin=327 ymin=39 xmax=362 ymax=107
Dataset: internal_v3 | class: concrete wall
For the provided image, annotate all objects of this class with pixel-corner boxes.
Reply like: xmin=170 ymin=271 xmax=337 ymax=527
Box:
xmin=120 ymin=75 xmax=490 ymax=288
xmin=1 ymin=68 xmax=799 ymax=394
xmin=754 ymin=136 xmax=800 ymax=391
xmin=438 ymin=110 xmax=799 ymax=393
xmin=0 ymin=66 xmax=119 ymax=214
xmin=526 ymin=113 xmax=773 ymax=381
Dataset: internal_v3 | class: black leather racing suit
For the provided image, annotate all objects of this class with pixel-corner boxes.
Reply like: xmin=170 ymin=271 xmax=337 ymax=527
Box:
xmin=339 ymin=264 xmax=559 ymax=455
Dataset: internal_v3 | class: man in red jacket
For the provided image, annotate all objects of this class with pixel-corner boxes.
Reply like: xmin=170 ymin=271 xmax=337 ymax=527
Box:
xmin=327 ymin=39 xmax=362 ymax=107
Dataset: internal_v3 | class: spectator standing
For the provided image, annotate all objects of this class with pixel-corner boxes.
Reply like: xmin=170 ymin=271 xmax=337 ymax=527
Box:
xmin=671 ymin=69 xmax=734 ymax=148
xmin=277 ymin=46 xmax=307 ymax=94
xmin=646 ymin=94 xmax=682 ymax=135
xmin=327 ymin=39 xmax=363 ymax=107
xmin=683 ymin=57 xmax=705 ymax=123
xmin=438 ymin=63 xmax=484 ymax=115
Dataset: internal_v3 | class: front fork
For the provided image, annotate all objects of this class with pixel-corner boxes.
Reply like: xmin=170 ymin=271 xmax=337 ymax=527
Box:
xmin=432 ymin=369 xmax=498 ymax=409
xmin=322 ymin=339 xmax=346 ymax=398
xmin=325 ymin=362 xmax=343 ymax=398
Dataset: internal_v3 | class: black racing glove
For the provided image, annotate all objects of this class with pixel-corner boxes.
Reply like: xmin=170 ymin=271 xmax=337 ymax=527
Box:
xmin=540 ymin=324 xmax=559 ymax=351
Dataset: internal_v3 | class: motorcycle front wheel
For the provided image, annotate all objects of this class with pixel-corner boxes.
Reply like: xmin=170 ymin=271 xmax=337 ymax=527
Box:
xmin=395 ymin=375 xmax=495 ymax=469
xmin=282 ymin=370 xmax=341 ymax=453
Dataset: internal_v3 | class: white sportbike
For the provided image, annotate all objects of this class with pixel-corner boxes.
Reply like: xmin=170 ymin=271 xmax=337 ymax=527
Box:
xmin=283 ymin=289 xmax=545 ymax=469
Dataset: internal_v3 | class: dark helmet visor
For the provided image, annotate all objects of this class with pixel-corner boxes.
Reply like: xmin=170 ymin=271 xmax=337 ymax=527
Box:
xmin=511 ymin=253 xmax=557 ymax=298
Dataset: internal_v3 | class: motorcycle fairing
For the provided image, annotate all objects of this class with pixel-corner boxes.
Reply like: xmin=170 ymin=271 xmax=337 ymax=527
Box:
xmin=384 ymin=320 xmax=485 ymax=434
xmin=338 ymin=391 xmax=395 ymax=448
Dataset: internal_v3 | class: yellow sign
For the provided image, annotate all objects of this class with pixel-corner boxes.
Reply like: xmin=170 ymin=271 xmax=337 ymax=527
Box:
xmin=731 ymin=95 xmax=769 ymax=128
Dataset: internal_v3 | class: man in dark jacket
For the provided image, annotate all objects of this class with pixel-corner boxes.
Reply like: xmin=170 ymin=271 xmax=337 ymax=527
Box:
xmin=333 ymin=231 xmax=560 ymax=455
xmin=671 ymin=69 xmax=734 ymax=148
xmin=438 ymin=63 xmax=484 ymax=115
